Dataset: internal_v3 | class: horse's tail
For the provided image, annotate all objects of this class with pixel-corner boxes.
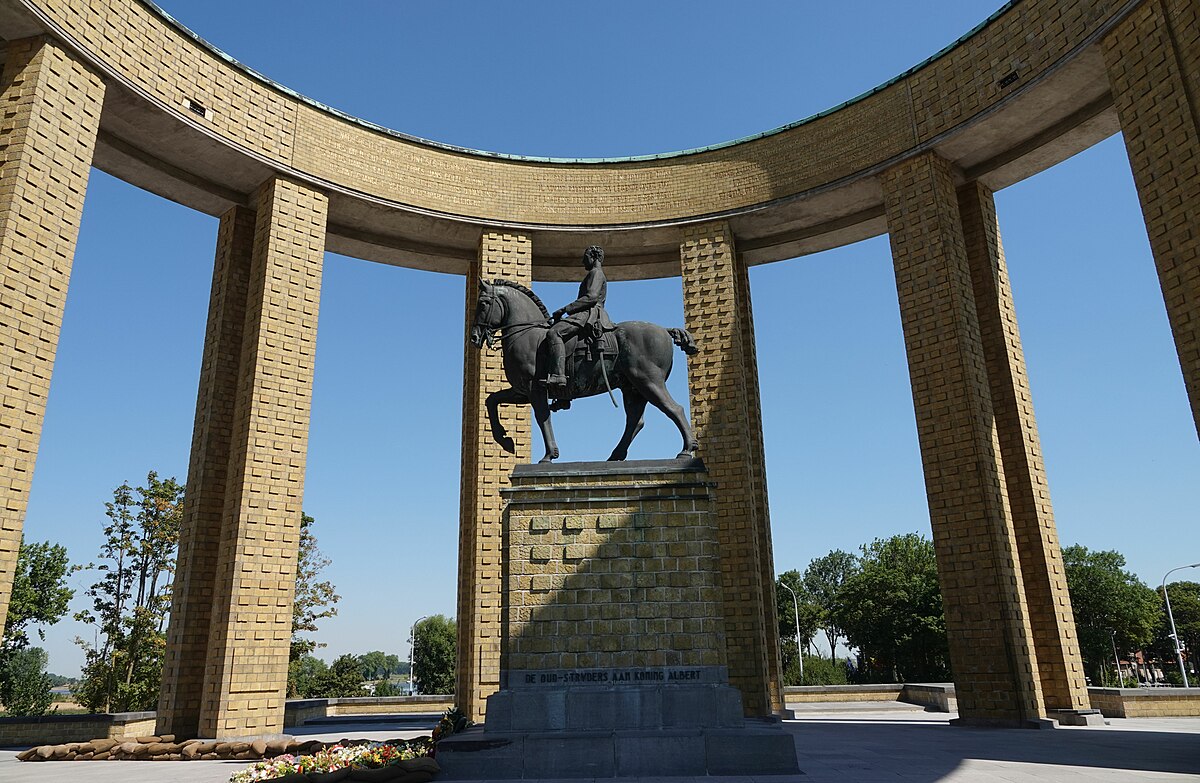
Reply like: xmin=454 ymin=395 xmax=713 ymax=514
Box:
xmin=667 ymin=327 xmax=699 ymax=356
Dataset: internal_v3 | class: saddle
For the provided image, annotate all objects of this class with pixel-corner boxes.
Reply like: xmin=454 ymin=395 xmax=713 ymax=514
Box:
xmin=550 ymin=322 xmax=618 ymax=406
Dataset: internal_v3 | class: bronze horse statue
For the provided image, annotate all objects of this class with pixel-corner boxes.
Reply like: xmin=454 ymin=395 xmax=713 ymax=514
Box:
xmin=469 ymin=279 xmax=699 ymax=463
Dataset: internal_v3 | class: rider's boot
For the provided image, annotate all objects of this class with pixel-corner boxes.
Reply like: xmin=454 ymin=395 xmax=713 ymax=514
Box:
xmin=545 ymin=331 xmax=567 ymax=391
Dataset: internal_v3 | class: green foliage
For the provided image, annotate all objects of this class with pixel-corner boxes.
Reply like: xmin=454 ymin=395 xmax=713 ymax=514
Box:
xmin=783 ymin=653 xmax=849 ymax=686
xmin=802 ymin=550 xmax=857 ymax=661
xmin=1159 ymin=581 xmax=1200 ymax=662
xmin=359 ymin=650 xmax=403 ymax=680
xmin=833 ymin=533 xmax=948 ymax=683
xmin=1 ymin=537 xmax=75 ymax=710
xmin=775 ymin=570 xmax=820 ymax=677
xmin=306 ymin=654 xmax=367 ymax=698
xmin=288 ymin=513 xmax=341 ymax=695
xmin=412 ymin=615 xmax=456 ymax=695
xmin=0 ymin=647 xmax=54 ymax=716
xmin=1062 ymin=544 xmax=1161 ymax=685
xmin=2 ymin=538 xmax=74 ymax=653
xmin=288 ymin=654 xmax=329 ymax=699
xmin=73 ymin=472 xmax=183 ymax=713
xmin=373 ymin=679 xmax=400 ymax=697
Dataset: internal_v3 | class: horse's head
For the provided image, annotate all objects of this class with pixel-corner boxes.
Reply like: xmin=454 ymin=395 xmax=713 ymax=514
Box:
xmin=470 ymin=279 xmax=505 ymax=348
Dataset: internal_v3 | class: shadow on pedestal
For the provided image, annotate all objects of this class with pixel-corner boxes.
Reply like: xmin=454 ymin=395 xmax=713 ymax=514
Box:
xmin=438 ymin=458 xmax=799 ymax=778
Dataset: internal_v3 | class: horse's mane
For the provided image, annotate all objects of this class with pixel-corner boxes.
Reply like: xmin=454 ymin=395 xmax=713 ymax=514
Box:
xmin=492 ymin=278 xmax=550 ymax=319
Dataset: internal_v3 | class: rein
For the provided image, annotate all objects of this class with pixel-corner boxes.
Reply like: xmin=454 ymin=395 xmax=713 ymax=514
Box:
xmin=476 ymin=288 xmax=548 ymax=349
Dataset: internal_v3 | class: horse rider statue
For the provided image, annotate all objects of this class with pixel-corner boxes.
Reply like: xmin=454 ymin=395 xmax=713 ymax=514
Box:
xmin=544 ymin=245 xmax=615 ymax=392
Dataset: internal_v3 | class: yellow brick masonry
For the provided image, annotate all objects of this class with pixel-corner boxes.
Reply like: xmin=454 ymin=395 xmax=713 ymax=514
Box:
xmin=502 ymin=470 xmax=727 ymax=672
xmin=1103 ymin=0 xmax=1200 ymax=439
xmin=0 ymin=36 xmax=104 ymax=627
xmin=880 ymin=152 xmax=1044 ymax=725
xmin=157 ymin=205 xmax=257 ymax=738
xmin=679 ymin=222 xmax=781 ymax=717
xmin=456 ymin=234 xmax=532 ymax=722
xmin=34 ymin=0 xmax=1129 ymax=228
xmin=958 ymin=182 xmax=1090 ymax=714
xmin=194 ymin=177 xmax=327 ymax=738
xmin=734 ymin=250 xmax=785 ymax=714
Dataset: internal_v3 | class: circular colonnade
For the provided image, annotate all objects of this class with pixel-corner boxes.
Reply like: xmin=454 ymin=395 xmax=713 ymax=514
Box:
xmin=0 ymin=0 xmax=1196 ymax=740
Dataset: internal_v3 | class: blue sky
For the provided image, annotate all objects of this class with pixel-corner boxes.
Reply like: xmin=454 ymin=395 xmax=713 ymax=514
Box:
xmin=25 ymin=2 xmax=1199 ymax=674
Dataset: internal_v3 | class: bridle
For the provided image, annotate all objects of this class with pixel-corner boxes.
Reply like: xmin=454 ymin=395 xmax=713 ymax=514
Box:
xmin=475 ymin=289 xmax=548 ymax=349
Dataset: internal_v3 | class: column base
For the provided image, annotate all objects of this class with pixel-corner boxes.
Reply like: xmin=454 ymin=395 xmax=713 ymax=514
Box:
xmin=950 ymin=716 xmax=1056 ymax=730
xmin=1047 ymin=708 xmax=1106 ymax=726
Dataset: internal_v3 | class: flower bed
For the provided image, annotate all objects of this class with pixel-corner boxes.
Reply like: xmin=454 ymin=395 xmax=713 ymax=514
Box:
xmin=227 ymin=707 xmax=470 ymax=782
xmin=231 ymin=740 xmax=436 ymax=783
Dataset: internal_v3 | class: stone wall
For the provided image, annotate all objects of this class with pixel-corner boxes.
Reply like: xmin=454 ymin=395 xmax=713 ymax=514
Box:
xmin=283 ymin=696 xmax=455 ymax=727
xmin=0 ymin=712 xmax=155 ymax=747
xmin=1088 ymin=688 xmax=1200 ymax=718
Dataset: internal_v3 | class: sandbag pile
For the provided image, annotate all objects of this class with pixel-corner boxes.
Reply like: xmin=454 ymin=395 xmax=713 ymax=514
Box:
xmin=14 ymin=734 xmax=403 ymax=762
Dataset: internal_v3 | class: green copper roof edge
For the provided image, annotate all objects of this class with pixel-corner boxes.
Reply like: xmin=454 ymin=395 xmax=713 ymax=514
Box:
xmin=140 ymin=0 xmax=1018 ymax=165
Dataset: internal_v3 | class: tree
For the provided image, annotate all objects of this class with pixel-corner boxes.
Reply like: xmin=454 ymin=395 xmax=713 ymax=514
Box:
xmin=287 ymin=513 xmax=340 ymax=696
xmin=308 ymin=654 xmax=365 ymax=698
xmin=374 ymin=679 xmax=400 ymax=696
xmin=360 ymin=650 xmax=389 ymax=681
xmin=774 ymin=571 xmax=820 ymax=684
xmin=1 ymin=538 xmax=74 ymax=712
xmin=288 ymin=654 xmax=328 ymax=699
xmin=291 ymin=514 xmax=340 ymax=658
xmin=1158 ymin=581 xmax=1200 ymax=664
xmin=1062 ymin=544 xmax=1161 ymax=685
xmin=0 ymin=647 xmax=54 ymax=716
xmin=2 ymin=538 xmax=74 ymax=653
xmin=412 ymin=615 xmax=456 ymax=694
xmin=358 ymin=650 xmax=404 ymax=681
xmin=833 ymin=533 xmax=949 ymax=683
xmin=802 ymin=550 xmax=857 ymax=661
xmin=74 ymin=472 xmax=183 ymax=713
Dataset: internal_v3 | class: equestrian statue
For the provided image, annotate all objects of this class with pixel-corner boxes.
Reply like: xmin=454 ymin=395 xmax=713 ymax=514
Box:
xmin=469 ymin=245 xmax=699 ymax=463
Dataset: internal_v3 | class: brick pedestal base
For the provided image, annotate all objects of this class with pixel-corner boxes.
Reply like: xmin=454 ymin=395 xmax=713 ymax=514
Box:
xmin=437 ymin=459 xmax=799 ymax=779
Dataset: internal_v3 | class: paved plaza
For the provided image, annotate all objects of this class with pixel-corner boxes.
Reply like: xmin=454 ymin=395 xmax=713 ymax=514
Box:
xmin=2 ymin=705 xmax=1198 ymax=782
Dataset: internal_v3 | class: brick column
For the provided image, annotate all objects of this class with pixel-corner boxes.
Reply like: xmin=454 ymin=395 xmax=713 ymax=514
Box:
xmin=881 ymin=153 xmax=1044 ymax=726
xmin=157 ymin=206 xmax=256 ymax=737
xmin=457 ymin=232 xmax=532 ymax=722
xmin=1103 ymin=0 xmax=1200 ymax=439
xmin=178 ymin=177 xmax=326 ymax=739
xmin=680 ymin=222 xmax=782 ymax=717
xmin=958 ymin=182 xmax=1090 ymax=715
xmin=733 ymin=250 xmax=785 ymax=714
xmin=0 ymin=36 xmax=104 ymax=625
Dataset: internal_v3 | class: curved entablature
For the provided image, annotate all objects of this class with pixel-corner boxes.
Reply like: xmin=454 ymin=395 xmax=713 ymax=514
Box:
xmin=0 ymin=0 xmax=1130 ymax=280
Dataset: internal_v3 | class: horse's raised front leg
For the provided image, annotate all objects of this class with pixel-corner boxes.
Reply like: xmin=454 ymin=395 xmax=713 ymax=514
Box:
xmin=608 ymin=390 xmax=647 ymax=461
xmin=529 ymin=385 xmax=559 ymax=463
xmin=485 ymin=387 xmax=528 ymax=454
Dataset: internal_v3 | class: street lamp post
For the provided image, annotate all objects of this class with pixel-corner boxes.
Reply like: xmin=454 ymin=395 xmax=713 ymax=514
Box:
xmin=1109 ymin=629 xmax=1123 ymax=688
xmin=1162 ymin=563 xmax=1200 ymax=688
xmin=778 ymin=580 xmax=804 ymax=683
xmin=410 ymin=615 xmax=427 ymax=695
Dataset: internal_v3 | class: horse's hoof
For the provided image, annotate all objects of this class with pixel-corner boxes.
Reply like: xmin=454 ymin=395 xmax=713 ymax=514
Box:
xmin=607 ymin=452 xmax=627 ymax=462
xmin=676 ymin=450 xmax=695 ymax=459
xmin=497 ymin=436 xmax=515 ymax=454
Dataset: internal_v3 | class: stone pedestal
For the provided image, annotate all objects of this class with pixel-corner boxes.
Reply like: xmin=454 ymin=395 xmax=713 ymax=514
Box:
xmin=437 ymin=459 xmax=799 ymax=779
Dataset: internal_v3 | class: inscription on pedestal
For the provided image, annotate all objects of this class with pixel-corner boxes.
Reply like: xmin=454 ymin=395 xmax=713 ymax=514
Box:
xmin=509 ymin=665 xmax=727 ymax=688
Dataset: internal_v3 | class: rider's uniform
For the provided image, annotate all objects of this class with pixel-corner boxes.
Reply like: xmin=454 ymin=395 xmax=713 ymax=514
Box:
xmin=547 ymin=265 xmax=614 ymax=385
